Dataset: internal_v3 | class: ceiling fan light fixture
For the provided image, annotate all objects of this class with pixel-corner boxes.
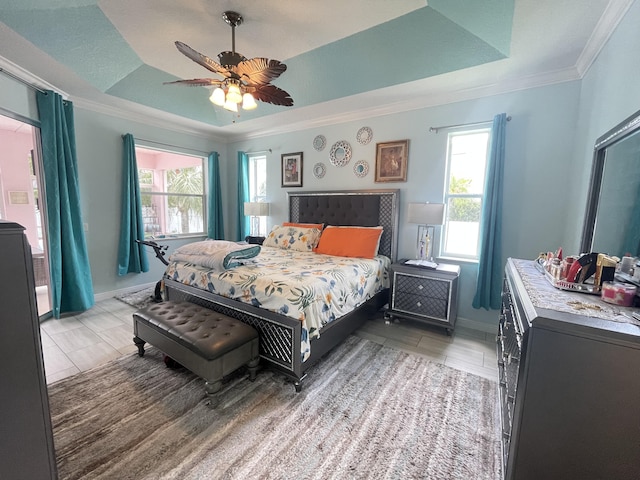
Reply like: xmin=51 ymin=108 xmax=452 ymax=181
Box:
xmin=223 ymin=99 xmax=238 ymax=112
xmin=170 ymin=10 xmax=293 ymax=111
xmin=210 ymin=87 xmax=226 ymax=106
xmin=242 ymin=93 xmax=257 ymax=110
xmin=226 ymin=82 xmax=242 ymax=104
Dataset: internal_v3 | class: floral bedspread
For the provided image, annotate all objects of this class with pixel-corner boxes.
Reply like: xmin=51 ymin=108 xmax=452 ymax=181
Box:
xmin=164 ymin=246 xmax=390 ymax=361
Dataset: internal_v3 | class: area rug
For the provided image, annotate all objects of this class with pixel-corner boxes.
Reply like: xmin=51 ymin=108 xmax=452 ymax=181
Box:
xmin=48 ymin=336 xmax=502 ymax=480
xmin=115 ymin=286 xmax=156 ymax=309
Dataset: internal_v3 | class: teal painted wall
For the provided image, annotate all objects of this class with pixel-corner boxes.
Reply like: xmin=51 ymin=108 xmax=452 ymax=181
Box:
xmin=0 ymin=1 xmax=638 ymax=328
xmin=564 ymin=0 xmax=640 ymax=251
xmin=71 ymin=108 xmax=226 ymax=295
xmin=227 ymin=81 xmax=582 ymax=327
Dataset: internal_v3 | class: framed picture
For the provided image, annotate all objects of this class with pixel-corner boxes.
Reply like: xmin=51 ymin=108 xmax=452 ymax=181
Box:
xmin=375 ymin=140 xmax=409 ymax=183
xmin=281 ymin=152 xmax=303 ymax=187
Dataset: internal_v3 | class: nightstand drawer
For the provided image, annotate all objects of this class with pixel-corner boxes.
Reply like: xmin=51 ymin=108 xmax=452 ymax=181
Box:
xmin=394 ymin=274 xmax=450 ymax=300
xmin=392 ymin=292 xmax=448 ymax=319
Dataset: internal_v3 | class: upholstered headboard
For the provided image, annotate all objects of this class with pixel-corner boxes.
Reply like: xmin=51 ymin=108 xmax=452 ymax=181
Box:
xmin=288 ymin=189 xmax=399 ymax=262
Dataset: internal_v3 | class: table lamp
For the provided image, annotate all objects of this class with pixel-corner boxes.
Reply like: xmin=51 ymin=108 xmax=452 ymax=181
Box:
xmin=243 ymin=202 xmax=270 ymax=236
xmin=407 ymin=202 xmax=445 ymax=262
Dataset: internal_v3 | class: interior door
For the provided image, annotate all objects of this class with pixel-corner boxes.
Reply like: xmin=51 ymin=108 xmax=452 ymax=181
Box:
xmin=0 ymin=113 xmax=51 ymax=318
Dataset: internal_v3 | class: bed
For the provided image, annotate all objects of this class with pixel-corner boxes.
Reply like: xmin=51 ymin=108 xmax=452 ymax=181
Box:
xmin=163 ymin=189 xmax=399 ymax=390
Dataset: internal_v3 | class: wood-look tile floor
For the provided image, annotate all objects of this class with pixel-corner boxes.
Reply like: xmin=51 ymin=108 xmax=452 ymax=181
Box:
xmin=41 ymin=298 xmax=498 ymax=385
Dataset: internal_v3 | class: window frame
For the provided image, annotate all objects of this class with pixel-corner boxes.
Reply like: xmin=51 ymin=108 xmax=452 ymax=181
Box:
xmin=135 ymin=144 xmax=207 ymax=239
xmin=247 ymin=152 xmax=268 ymax=236
xmin=440 ymin=126 xmax=491 ymax=262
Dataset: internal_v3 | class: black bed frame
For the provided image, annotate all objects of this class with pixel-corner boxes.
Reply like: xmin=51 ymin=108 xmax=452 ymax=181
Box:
xmin=164 ymin=189 xmax=399 ymax=390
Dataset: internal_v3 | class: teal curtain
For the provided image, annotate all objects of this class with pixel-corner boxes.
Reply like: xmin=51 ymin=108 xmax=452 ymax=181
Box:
xmin=207 ymin=152 xmax=225 ymax=239
xmin=236 ymin=151 xmax=250 ymax=241
xmin=117 ymin=134 xmax=149 ymax=275
xmin=36 ymin=90 xmax=94 ymax=317
xmin=473 ymin=113 xmax=508 ymax=310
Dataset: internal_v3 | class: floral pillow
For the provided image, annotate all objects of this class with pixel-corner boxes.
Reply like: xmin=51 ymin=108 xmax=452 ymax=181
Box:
xmin=263 ymin=225 xmax=322 ymax=252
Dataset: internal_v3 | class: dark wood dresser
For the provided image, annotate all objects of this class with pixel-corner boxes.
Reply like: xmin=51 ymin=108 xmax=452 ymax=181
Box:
xmin=0 ymin=221 xmax=57 ymax=479
xmin=498 ymin=258 xmax=640 ymax=480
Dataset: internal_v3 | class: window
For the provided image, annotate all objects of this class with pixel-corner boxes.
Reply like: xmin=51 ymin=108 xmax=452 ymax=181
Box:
xmin=136 ymin=146 xmax=205 ymax=238
xmin=248 ymin=153 xmax=267 ymax=235
xmin=441 ymin=128 xmax=490 ymax=260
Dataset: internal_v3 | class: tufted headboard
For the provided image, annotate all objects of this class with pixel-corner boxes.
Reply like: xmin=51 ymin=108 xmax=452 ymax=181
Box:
xmin=288 ymin=189 xmax=399 ymax=262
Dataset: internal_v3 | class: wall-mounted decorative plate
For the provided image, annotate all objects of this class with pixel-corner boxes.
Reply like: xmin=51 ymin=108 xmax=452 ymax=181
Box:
xmin=313 ymin=162 xmax=326 ymax=179
xmin=313 ymin=135 xmax=326 ymax=151
xmin=329 ymin=140 xmax=352 ymax=167
xmin=356 ymin=126 xmax=373 ymax=145
xmin=353 ymin=160 xmax=369 ymax=178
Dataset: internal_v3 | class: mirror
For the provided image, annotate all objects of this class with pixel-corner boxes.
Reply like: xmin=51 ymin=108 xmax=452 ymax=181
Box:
xmin=581 ymin=109 xmax=640 ymax=256
xmin=313 ymin=162 xmax=326 ymax=179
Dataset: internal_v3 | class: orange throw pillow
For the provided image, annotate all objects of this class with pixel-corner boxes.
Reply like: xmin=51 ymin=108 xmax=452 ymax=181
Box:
xmin=315 ymin=226 xmax=383 ymax=258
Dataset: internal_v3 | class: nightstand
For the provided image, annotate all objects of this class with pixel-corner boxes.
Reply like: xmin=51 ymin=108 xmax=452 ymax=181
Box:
xmin=385 ymin=260 xmax=460 ymax=334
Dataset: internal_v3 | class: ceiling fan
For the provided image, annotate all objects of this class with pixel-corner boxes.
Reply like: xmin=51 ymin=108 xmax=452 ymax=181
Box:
xmin=165 ymin=11 xmax=293 ymax=112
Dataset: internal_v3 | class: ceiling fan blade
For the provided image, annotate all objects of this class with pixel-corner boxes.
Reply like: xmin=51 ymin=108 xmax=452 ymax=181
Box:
xmin=174 ymin=41 xmax=231 ymax=78
xmin=163 ymin=78 xmax=223 ymax=87
xmin=246 ymin=84 xmax=294 ymax=107
xmin=235 ymin=57 xmax=287 ymax=86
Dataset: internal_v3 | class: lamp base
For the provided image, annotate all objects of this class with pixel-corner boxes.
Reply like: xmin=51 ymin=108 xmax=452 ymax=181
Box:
xmin=250 ymin=216 xmax=261 ymax=237
xmin=415 ymin=225 xmax=435 ymax=261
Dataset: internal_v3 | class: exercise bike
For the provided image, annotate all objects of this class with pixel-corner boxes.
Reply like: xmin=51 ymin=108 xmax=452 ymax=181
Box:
xmin=135 ymin=239 xmax=169 ymax=303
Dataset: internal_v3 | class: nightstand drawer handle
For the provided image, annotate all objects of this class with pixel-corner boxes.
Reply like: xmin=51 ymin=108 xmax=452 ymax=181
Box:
xmin=418 ymin=285 xmax=424 ymax=290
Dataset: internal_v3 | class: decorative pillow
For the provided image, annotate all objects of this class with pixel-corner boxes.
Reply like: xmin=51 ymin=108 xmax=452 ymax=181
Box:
xmin=314 ymin=226 xmax=383 ymax=258
xmin=282 ymin=222 xmax=324 ymax=230
xmin=263 ymin=225 xmax=322 ymax=252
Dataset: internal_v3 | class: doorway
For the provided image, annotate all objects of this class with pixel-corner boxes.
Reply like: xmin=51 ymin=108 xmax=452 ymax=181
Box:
xmin=0 ymin=114 xmax=51 ymax=317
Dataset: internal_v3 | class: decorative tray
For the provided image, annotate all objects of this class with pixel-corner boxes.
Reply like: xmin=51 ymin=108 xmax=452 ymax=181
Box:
xmin=534 ymin=260 xmax=601 ymax=295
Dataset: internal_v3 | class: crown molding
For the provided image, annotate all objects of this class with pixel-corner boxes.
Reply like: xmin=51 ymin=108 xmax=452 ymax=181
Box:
xmin=0 ymin=56 xmax=69 ymax=97
xmin=227 ymin=65 xmax=582 ymax=142
xmin=575 ymin=0 xmax=635 ymax=77
xmin=71 ymin=95 xmax=227 ymax=143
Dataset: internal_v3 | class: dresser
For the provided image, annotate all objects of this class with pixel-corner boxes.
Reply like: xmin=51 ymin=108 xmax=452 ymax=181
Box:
xmin=0 ymin=221 xmax=57 ymax=479
xmin=498 ymin=258 xmax=640 ymax=480
xmin=386 ymin=260 xmax=460 ymax=334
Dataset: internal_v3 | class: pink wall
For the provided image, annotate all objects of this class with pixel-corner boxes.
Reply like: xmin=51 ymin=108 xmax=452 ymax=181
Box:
xmin=0 ymin=129 xmax=39 ymax=247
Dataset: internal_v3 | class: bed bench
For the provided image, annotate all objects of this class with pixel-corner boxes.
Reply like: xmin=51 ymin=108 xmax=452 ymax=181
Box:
xmin=133 ymin=301 xmax=260 ymax=406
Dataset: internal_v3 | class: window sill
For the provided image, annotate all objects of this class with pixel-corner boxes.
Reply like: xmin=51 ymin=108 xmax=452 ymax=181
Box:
xmin=437 ymin=256 xmax=479 ymax=266
xmin=146 ymin=234 xmax=207 ymax=242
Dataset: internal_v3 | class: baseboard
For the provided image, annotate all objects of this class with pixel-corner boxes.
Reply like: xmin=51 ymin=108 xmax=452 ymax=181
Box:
xmin=94 ymin=282 xmax=157 ymax=303
xmin=456 ymin=315 xmax=498 ymax=335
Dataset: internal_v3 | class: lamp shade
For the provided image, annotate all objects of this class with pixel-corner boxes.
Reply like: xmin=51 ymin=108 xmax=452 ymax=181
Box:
xmin=407 ymin=203 xmax=445 ymax=225
xmin=244 ymin=202 xmax=270 ymax=216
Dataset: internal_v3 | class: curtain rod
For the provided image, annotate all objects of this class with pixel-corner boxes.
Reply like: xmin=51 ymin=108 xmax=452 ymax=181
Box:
xmin=0 ymin=67 xmax=47 ymax=94
xmin=429 ymin=115 xmax=511 ymax=133
xmin=134 ymin=137 xmax=211 ymax=156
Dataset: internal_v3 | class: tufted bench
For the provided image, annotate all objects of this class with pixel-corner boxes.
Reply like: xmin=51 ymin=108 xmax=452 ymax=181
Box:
xmin=132 ymin=301 xmax=259 ymax=406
